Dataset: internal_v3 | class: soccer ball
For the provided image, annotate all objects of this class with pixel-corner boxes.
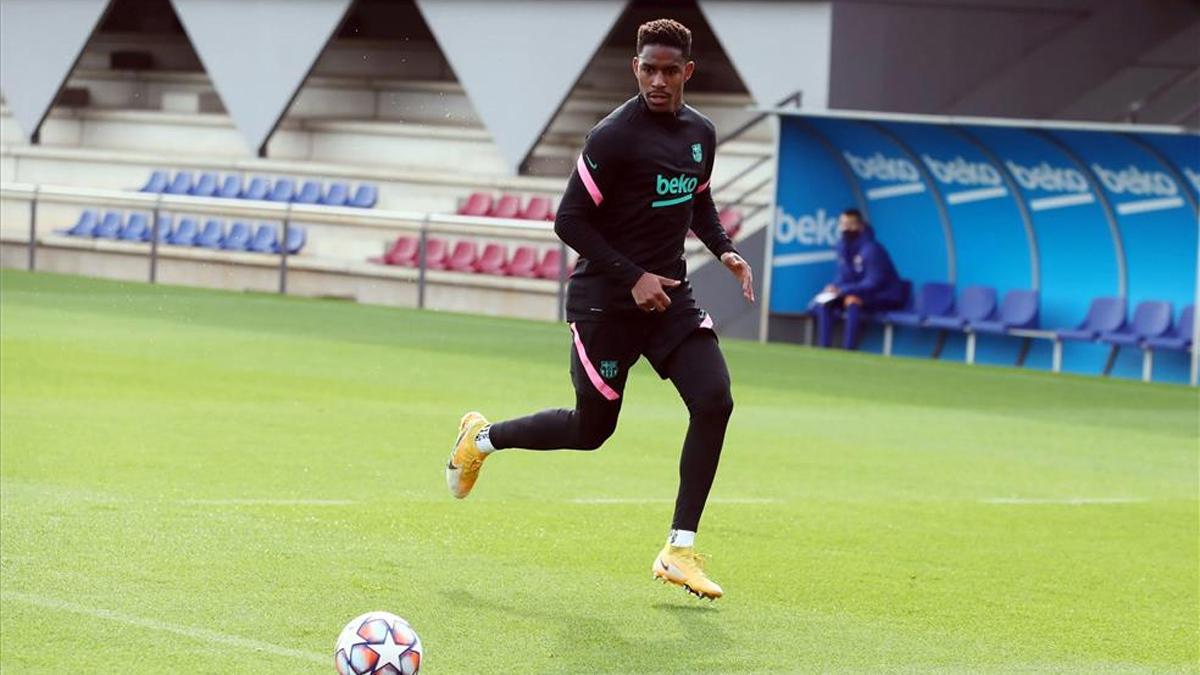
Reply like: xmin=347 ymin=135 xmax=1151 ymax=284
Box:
xmin=334 ymin=611 xmax=423 ymax=675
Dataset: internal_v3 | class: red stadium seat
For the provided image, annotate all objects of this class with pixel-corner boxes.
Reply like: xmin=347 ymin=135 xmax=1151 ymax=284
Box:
xmin=457 ymin=192 xmax=493 ymax=217
xmin=535 ymin=248 xmax=563 ymax=280
xmin=489 ymin=194 xmax=521 ymax=219
xmin=378 ymin=236 xmax=418 ymax=266
xmin=446 ymin=240 xmax=479 ymax=272
xmin=505 ymin=245 xmax=539 ymax=277
xmin=424 ymin=237 xmax=449 ymax=269
xmin=475 ymin=243 xmax=508 ymax=274
xmin=718 ymin=207 xmax=743 ymax=233
xmin=520 ymin=196 xmax=553 ymax=221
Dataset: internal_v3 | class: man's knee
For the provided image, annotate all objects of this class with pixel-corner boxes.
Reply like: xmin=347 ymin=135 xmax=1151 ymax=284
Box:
xmin=688 ymin=383 xmax=733 ymax=420
xmin=575 ymin=411 xmax=618 ymax=450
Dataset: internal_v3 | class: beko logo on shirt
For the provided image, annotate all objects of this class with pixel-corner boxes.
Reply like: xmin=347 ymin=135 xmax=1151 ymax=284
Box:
xmin=656 ymin=173 xmax=699 ymax=195
xmin=775 ymin=207 xmax=838 ymax=247
xmin=1092 ymin=164 xmax=1177 ymax=197
xmin=1006 ymin=161 xmax=1089 ymax=193
xmin=1185 ymin=167 xmax=1200 ymax=194
xmin=922 ymin=155 xmax=1002 ymax=186
xmin=843 ymin=151 xmax=920 ymax=182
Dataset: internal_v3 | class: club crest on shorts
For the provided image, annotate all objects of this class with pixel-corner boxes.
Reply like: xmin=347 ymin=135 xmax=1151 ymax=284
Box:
xmin=691 ymin=143 xmax=703 ymax=163
xmin=599 ymin=360 xmax=619 ymax=379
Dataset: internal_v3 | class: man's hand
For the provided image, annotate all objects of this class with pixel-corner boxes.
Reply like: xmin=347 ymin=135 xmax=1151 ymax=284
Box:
xmin=721 ymin=252 xmax=755 ymax=303
xmin=823 ymin=284 xmax=838 ymax=294
xmin=631 ymin=272 xmax=680 ymax=312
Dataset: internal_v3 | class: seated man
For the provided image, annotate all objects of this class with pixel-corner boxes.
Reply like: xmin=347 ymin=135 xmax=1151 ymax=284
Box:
xmin=814 ymin=209 xmax=907 ymax=349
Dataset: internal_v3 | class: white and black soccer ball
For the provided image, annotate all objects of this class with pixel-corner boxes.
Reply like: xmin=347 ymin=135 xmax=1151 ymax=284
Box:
xmin=334 ymin=611 xmax=423 ymax=675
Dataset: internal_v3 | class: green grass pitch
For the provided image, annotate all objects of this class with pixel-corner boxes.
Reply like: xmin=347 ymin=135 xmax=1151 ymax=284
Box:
xmin=1 ymin=269 xmax=1196 ymax=673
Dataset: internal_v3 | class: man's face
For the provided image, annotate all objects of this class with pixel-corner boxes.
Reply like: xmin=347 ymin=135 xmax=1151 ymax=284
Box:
xmin=838 ymin=214 xmax=864 ymax=237
xmin=632 ymin=44 xmax=694 ymax=113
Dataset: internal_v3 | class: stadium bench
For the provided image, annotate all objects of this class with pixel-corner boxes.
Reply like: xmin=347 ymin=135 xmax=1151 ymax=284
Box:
xmin=878 ymin=282 xmax=954 ymax=357
xmin=963 ymin=289 xmax=1050 ymax=368
xmin=1056 ymin=297 xmax=1126 ymax=374
xmin=1099 ymin=301 xmax=1173 ymax=381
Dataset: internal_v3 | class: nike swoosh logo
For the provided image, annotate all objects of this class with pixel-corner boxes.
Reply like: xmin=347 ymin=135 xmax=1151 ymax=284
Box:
xmin=585 ymin=154 xmax=598 ymax=170
xmin=447 ymin=459 xmax=458 ymax=471
xmin=660 ymin=560 xmax=670 ymax=572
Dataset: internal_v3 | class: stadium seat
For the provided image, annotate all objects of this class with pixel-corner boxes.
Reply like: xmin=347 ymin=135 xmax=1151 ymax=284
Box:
xmin=374 ymin=236 xmax=418 ymax=266
xmin=241 ymin=177 xmax=271 ymax=201
xmin=118 ymin=213 xmax=149 ymax=241
xmin=63 ymin=210 xmax=99 ymax=236
xmin=520 ymin=197 xmax=553 ymax=221
xmin=322 ymin=182 xmax=350 ymax=206
xmin=475 ymin=243 xmax=508 ymax=274
xmin=457 ymin=192 xmax=493 ymax=217
xmin=969 ymin=289 xmax=1039 ymax=334
xmin=248 ymin=223 xmax=279 ymax=253
xmin=139 ymin=170 xmax=169 ymax=193
xmin=165 ymin=171 xmax=193 ymax=195
xmin=883 ymin=282 xmax=955 ymax=326
xmin=1144 ymin=305 xmax=1194 ymax=351
xmin=504 ymin=245 xmax=539 ymax=277
xmin=93 ymin=211 xmax=124 ymax=239
xmin=293 ymin=180 xmax=323 ymax=204
xmin=195 ymin=219 xmax=225 ymax=248
xmin=149 ymin=214 xmax=174 ymax=242
xmin=277 ymin=226 xmax=306 ymax=255
xmin=1057 ymin=297 xmax=1125 ymax=342
xmin=535 ymin=248 xmax=564 ymax=279
xmin=217 ymin=175 xmax=243 ymax=199
xmin=222 ymin=222 xmax=252 ymax=250
xmin=267 ymin=179 xmax=295 ymax=203
xmin=1099 ymin=301 xmax=1172 ymax=346
xmin=348 ymin=184 xmax=378 ymax=208
xmin=190 ymin=172 xmax=219 ymax=197
xmin=424 ymin=238 xmax=448 ymax=269
xmin=718 ymin=207 xmax=743 ymax=233
xmin=489 ymin=194 xmax=521 ymax=219
xmin=168 ymin=217 xmax=199 ymax=246
xmin=446 ymin=240 xmax=479 ymax=272
xmin=925 ymin=286 xmax=996 ymax=330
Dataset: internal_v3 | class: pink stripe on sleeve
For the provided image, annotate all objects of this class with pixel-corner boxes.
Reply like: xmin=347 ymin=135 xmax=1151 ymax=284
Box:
xmin=570 ymin=322 xmax=620 ymax=401
xmin=576 ymin=155 xmax=604 ymax=207
xmin=699 ymin=313 xmax=714 ymax=330
xmin=697 ymin=179 xmax=710 ymax=193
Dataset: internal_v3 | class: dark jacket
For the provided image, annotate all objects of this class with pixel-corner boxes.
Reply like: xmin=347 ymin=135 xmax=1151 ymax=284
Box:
xmin=834 ymin=226 xmax=907 ymax=308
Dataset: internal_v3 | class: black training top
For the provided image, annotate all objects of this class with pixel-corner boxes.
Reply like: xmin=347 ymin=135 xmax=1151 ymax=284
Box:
xmin=554 ymin=95 xmax=737 ymax=321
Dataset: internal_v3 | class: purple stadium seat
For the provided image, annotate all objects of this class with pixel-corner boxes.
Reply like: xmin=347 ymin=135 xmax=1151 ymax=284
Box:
xmin=520 ymin=197 xmax=552 ymax=221
xmin=63 ymin=210 xmax=99 ymax=236
xmin=457 ymin=192 xmax=493 ymax=217
xmin=969 ymin=289 xmax=1039 ymax=334
xmin=190 ymin=172 xmax=219 ymax=197
xmin=222 ymin=222 xmax=252 ymax=250
xmin=139 ymin=170 xmax=169 ymax=193
xmin=293 ymin=181 xmax=322 ymax=204
xmin=884 ymin=282 xmax=955 ymax=326
xmin=1100 ymin=301 xmax=1172 ymax=346
xmin=217 ymin=175 xmax=242 ymax=199
xmin=277 ymin=227 xmax=306 ymax=255
xmin=322 ymin=182 xmax=350 ymax=206
xmin=168 ymin=217 xmax=198 ymax=245
xmin=1144 ymin=305 xmax=1194 ymax=351
xmin=248 ymin=223 xmax=279 ymax=252
xmin=505 ymin=245 xmax=539 ymax=277
xmin=241 ymin=177 xmax=271 ymax=201
xmin=93 ymin=211 xmax=124 ymax=239
xmin=267 ymin=179 xmax=295 ymax=203
xmin=195 ymin=219 xmax=224 ymax=248
xmin=474 ymin=243 xmax=508 ymax=274
xmin=925 ymin=286 xmax=996 ymax=330
xmin=446 ymin=240 xmax=479 ymax=272
xmin=118 ymin=213 xmax=149 ymax=241
xmin=1057 ymin=297 xmax=1125 ymax=341
xmin=348 ymin=184 xmax=378 ymax=208
xmin=489 ymin=194 xmax=521 ymax=219
xmin=165 ymin=171 xmax=193 ymax=195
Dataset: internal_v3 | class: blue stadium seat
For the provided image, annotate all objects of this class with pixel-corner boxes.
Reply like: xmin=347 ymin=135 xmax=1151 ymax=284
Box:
xmin=322 ymin=182 xmax=350 ymax=206
xmin=222 ymin=222 xmax=252 ymax=250
xmin=1057 ymin=297 xmax=1125 ymax=342
xmin=1100 ymin=301 xmax=1172 ymax=346
xmin=883 ymin=282 xmax=954 ymax=326
xmin=168 ymin=217 xmax=199 ymax=246
xmin=248 ymin=223 xmax=279 ymax=252
xmin=165 ymin=171 xmax=193 ymax=195
xmin=149 ymin=214 xmax=174 ymax=242
xmin=1144 ymin=305 xmax=1194 ymax=352
xmin=195 ymin=219 xmax=225 ymax=248
xmin=139 ymin=170 xmax=169 ymax=193
xmin=267 ymin=179 xmax=295 ymax=203
xmin=293 ymin=180 xmax=322 ymax=204
xmin=925 ymin=286 xmax=996 ymax=330
xmin=969 ymin=289 xmax=1039 ymax=334
xmin=217 ymin=175 xmax=242 ymax=199
xmin=276 ymin=226 xmax=307 ymax=254
xmin=241 ymin=177 xmax=271 ymax=201
xmin=190 ymin=172 xmax=219 ymax=197
xmin=93 ymin=211 xmax=124 ymax=239
xmin=348 ymin=184 xmax=378 ymax=208
xmin=62 ymin=210 xmax=99 ymax=236
xmin=118 ymin=213 xmax=149 ymax=241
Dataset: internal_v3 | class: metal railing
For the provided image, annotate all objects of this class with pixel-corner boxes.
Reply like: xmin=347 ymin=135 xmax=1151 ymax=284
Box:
xmin=712 ymin=91 xmax=801 ymax=225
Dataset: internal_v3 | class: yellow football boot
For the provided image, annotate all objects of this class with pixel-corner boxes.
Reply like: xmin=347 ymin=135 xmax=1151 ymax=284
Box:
xmin=652 ymin=544 xmax=724 ymax=600
xmin=445 ymin=411 xmax=490 ymax=499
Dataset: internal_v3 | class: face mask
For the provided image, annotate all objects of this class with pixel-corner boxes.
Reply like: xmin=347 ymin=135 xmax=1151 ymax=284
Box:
xmin=842 ymin=230 xmax=860 ymax=241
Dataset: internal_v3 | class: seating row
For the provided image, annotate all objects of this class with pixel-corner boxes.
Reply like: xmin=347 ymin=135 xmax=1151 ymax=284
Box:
xmin=59 ymin=209 xmax=306 ymax=254
xmin=370 ymin=235 xmax=568 ymax=279
xmin=456 ymin=192 xmax=556 ymax=221
xmin=138 ymin=170 xmax=378 ymax=208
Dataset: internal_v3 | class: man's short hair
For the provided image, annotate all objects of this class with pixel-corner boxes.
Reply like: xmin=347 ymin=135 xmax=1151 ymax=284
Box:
xmin=841 ymin=208 xmax=864 ymax=221
xmin=637 ymin=19 xmax=692 ymax=59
